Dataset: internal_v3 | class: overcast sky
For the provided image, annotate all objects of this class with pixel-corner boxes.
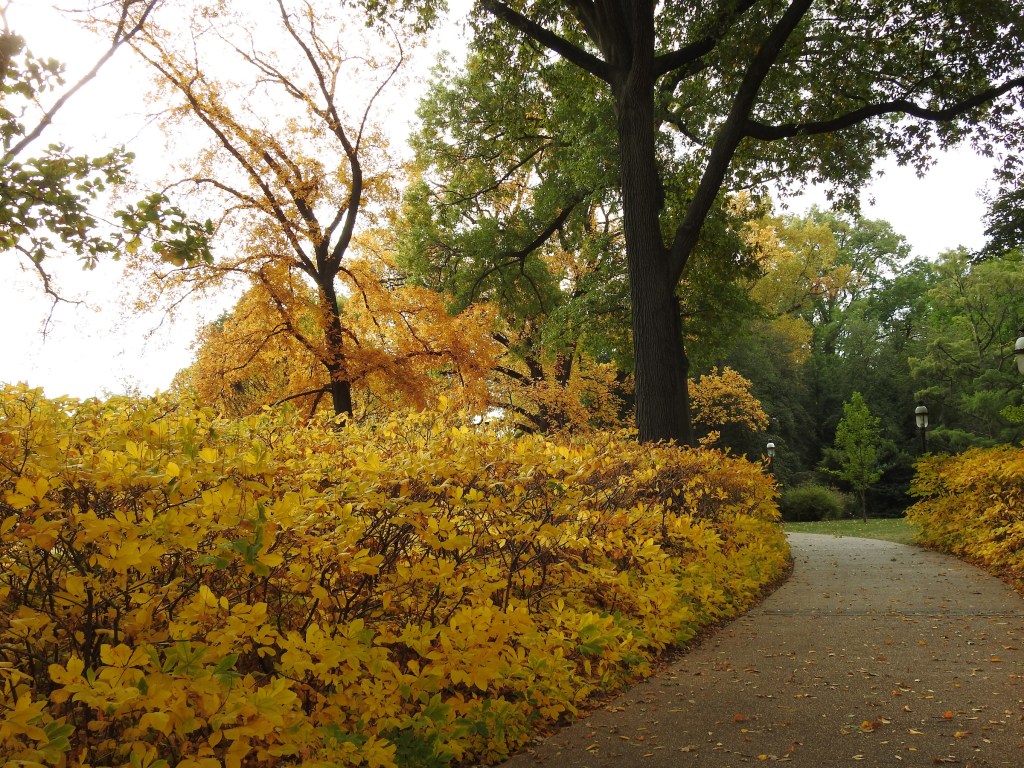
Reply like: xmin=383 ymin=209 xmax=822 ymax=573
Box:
xmin=0 ymin=1 xmax=999 ymax=400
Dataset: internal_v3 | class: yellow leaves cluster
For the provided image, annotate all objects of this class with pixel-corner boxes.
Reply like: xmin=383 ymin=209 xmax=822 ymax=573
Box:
xmin=175 ymin=258 xmax=499 ymax=420
xmin=908 ymin=446 xmax=1024 ymax=581
xmin=0 ymin=384 xmax=787 ymax=767
xmin=691 ymin=367 xmax=770 ymax=446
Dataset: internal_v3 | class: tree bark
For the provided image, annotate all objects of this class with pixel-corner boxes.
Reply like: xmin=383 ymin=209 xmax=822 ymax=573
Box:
xmin=608 ymin=11 xmax=693 ymax=444
xmin=328 ymin=372 xmax=353 ymax=417
xmin=319 ymin=280 xmax=354 ymax=418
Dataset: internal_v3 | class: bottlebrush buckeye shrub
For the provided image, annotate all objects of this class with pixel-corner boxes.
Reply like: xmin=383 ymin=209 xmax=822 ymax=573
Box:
xmin=908 ymin=446 xmax=1024 ymax=584
xmin=0 ymin=385 xmax=787 ymax=767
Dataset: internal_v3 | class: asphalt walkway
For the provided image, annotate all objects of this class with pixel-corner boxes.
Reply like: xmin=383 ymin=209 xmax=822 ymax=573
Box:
xmin=499 ymin=532 xmax=1024 ymax=767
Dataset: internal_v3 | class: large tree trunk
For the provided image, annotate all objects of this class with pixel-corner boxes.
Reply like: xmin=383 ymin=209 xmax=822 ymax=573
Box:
xmin=320 ymin=281 xmax=354 ymax=418
xmin=328 ymin=373 xmax=353 ymax=417
xmin=610 ymin=23 xmax=693 ymax=445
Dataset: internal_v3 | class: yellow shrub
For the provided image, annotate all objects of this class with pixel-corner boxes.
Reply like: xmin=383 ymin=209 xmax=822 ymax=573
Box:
xmin=908 ymin=446 xmax=1024 ymax=583
xmin=0 ymin=385 xmax=787 ymax=767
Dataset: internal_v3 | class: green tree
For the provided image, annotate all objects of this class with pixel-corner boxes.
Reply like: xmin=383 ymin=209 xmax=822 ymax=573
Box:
xmin=430 ymin=0 xmax=1024 ymax=444
xmin=724 ymin=210 xmax=921 ymax=471
xmin=910 ymin=249 xmax=1024 ymax=449
xmin=830 ymin=392 xmax=884 ymax=521
xmin=980 ymin=187 xmax=1024 ymax=259
xmin=401 ymin=46 xmax=762 ymax=432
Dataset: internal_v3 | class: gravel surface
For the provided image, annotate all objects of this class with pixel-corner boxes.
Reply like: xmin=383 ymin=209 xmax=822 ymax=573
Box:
xmin=497 ymin=532 xmax=1024 ymax=768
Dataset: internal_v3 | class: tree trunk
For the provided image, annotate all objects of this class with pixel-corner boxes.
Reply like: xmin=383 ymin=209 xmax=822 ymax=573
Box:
xmin=329 ymin=373 xmax=353 ymax=418
xmin=611 ymin=40 xmax=692 ymax=444
xmin=319 ymin=281 xmax=354 ymax=418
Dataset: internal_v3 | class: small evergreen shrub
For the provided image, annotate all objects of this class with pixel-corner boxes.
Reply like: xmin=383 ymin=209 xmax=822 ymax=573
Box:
xmin=779 ymin=483 xmax=847 ymax=522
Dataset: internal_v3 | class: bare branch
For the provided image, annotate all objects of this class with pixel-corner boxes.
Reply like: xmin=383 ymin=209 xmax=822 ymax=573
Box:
xmin=3 ymin=0 xmax=162 ymax=164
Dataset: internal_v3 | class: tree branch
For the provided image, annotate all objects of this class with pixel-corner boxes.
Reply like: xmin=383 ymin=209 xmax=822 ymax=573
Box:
xmin=271 ymin=385 xmax=331 ymax=408
xmin=3 ymin=0 xmax=162 ymax=164
xmin=480 ymin=0 xmax=610 ymax=82
xmin=667 ymin=0 xmax=815 ymax=285
xmin=743 ymin=76 xmax=1024 ymax=140
xmin=653 ymin=0 xmax=761 ymax=78
xmin=466 ymin=196 xmax=583 ymax=304
xmin=135 ymin=47 xmax=319 ymax=277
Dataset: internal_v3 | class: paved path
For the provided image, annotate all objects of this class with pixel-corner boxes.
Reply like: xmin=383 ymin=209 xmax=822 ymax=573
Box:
xmin=499 ymin=533 xmax=1024 ymax=767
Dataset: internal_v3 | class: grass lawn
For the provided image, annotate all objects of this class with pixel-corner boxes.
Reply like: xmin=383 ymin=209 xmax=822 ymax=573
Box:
xmin=783 ymin=517 xmax=920 ymax=546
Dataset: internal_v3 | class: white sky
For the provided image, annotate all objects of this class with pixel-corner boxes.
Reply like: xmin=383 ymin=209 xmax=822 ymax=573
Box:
xmin=0 ymin=1 xmax=1000 ymax=400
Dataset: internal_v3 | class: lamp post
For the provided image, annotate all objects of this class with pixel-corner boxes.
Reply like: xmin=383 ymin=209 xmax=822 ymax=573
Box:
xmin=766 ymin=441 xmax=776 ymax=475
xmin=1015 ymin=326 xmax=1024 ymax=376
xmin=915 ymin=402 xmax=929 ymax=454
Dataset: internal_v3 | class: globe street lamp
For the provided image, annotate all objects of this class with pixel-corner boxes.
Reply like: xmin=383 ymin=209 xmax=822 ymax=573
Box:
xmin=1015 ymin=326 xmax=1024 ymax=376
xmin=915 ymin=402 xmax=929 ymax=454
xmin=766 ymin=441 xmax=776 ymax=474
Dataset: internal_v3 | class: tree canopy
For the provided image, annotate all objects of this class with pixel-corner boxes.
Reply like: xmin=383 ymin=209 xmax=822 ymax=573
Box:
xmin=122 ymin=0 xmax=495 ymax=418
xmin=4 ymin=1 xmax=1024 ymax=495
xmin=420 ymin=0 xmax=1024 ymax=443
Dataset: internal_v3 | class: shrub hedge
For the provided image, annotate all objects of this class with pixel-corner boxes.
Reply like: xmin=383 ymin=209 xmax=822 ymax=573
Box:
xmin=908 ymin=446 xmax=1024 ymax=584
xmin=778 ymin=483 xmax=847 ymax=522
xmin=0 ymin=386 xmax=788 ymax=767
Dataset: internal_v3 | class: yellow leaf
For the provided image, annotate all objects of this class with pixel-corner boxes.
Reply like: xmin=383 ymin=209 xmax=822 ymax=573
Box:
xmin=100 ymin=643 xmax=146 ymax=668
xmin=140 ymin=711 xmax=172 ymax=734
xmin=259 ymin=552 xmax=284 ymax=568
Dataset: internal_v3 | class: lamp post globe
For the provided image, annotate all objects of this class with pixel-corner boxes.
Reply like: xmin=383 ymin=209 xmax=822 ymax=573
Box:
xmin=1015 ymin=326 xmax=1024 ymax=376
xmin=915 ymin=403 xmax=928 ymax=430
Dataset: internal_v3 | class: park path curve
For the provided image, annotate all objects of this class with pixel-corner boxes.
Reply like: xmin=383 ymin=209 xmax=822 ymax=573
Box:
xmin=498 ymin=532 xmax=1024 ymax=768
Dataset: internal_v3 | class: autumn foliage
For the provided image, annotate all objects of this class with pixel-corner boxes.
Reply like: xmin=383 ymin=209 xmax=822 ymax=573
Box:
xmin=690 ymin=367 xmax=769 ymax=447
xmin=908 ymin=446 xmax=1024 ymax=585
xmin=0 ymin=386 xmax=787 ymax=767
xmin=174 ymin=261 xmax=498 ymax=419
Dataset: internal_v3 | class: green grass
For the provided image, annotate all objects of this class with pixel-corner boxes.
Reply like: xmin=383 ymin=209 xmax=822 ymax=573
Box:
xmin=783 ymin=517 xmax=920 ymax=546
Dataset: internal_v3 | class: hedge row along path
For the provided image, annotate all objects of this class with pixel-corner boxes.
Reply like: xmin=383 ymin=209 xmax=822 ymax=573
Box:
xmin=501 ymin=533 xmax=1024 ymax=767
